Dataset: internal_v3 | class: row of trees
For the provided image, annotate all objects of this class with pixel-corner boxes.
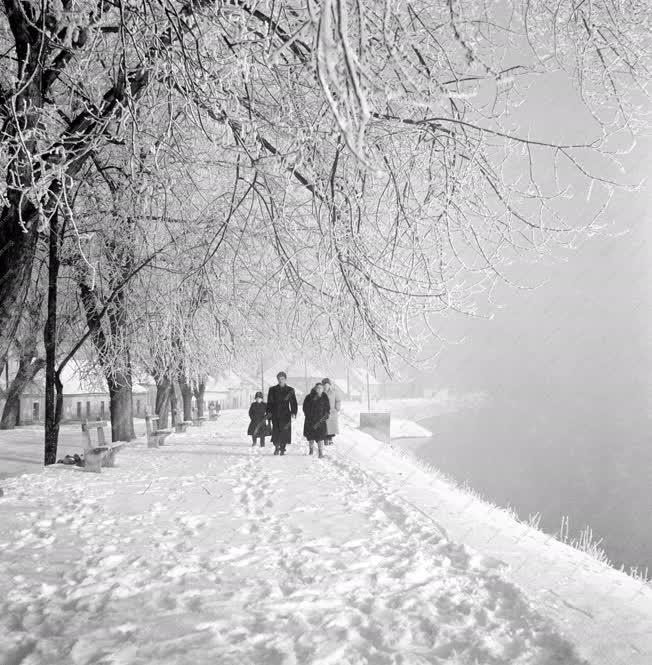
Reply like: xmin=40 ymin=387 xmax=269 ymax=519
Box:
xmin=0 ymin=0 xmax=648 ymax=463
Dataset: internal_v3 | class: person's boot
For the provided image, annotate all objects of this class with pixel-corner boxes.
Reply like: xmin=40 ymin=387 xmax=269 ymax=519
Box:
xmin=318 ymin=441 xmax=324 ymax=458
xmin=280 ymin=447 xmax=285 ymax=456
xmin=252 ymin=440 xmax=256 ymax=447
xmin=309 ymin=442 xmax=314 ymax=455
xmin=273 ymin=446 xmax=280 ymax=455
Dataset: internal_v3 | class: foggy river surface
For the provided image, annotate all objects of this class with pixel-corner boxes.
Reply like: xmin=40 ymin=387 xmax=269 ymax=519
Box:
xmin=396 ymin=397 xmax=652 ymax=574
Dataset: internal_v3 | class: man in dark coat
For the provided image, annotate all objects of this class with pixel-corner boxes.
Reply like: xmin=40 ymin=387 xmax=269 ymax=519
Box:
xmin=266 ymin=372 xmax=298 ymax=456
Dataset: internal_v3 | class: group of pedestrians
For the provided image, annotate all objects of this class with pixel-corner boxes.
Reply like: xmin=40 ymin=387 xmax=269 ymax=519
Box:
xmin=247 ymin=372 xmax=340 ymax=458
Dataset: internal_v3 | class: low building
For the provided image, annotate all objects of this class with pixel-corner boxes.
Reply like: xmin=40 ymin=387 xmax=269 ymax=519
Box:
xmin=202 ymin=376 xmax=230 ymax=412
xmin=60 ymin=365 xmax=153 ymax=422
xmin=60 ymin=364 xmax=110 ymax=422
xmin=216 ymin=371 xmax=259 ymax=409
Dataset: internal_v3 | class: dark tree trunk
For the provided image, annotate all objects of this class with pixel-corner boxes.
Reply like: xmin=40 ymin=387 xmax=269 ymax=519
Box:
xmin=0 ymin=356 xmax=45 ymax=429
xmin=154 ymin=375 xmax=171 ymax=428
xmin=0 ymin=208 xmax=39 ymax=367
xmin=193 ymin=380 xmax=206 ymax=418
xmin=0 ymin=393 xmax=20 ymax=429
xmin=178 ymin=375 xmax=193 ymax=421
xmin=44 ymin=208 xmax=61 ymax=465
xmin=107 ymin=370 xmax=135 ymax=442
xmin=170 ymin=383 xmax=179 ymax=426
xmin=79 ymin=263 xmax=136 ymax=443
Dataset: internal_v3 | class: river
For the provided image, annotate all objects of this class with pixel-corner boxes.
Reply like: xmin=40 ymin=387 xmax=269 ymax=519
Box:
xmin=394 ymin=395 xmax=652 ymax=574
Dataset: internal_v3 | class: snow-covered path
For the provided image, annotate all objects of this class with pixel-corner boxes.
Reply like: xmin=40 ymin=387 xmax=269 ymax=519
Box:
xmin=0 ymin=412 xmax=587 ymax=665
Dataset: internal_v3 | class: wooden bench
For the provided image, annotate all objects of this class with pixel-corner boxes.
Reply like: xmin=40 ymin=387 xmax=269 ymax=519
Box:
xmin=145 ymin=413 xmax=173 ymax=448
xmin=81 ymin=420 xmax=127 ymax=473
xmin=208 ymin=407 xmax=219 ymax=421
xmin=192 ymin=415 xmax=207 ymax=427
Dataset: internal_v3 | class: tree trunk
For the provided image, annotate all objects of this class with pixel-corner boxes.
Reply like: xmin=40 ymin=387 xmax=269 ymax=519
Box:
xmin=178 ymin=375 xmax=193 ymax=421
xmin=193 ymin=380 xmax=206 ymax=418
xmin=0 ymin=208 xmax=39 ymax=367
xmin=154 ymin=375 xmax=171 ymax=428
xmin=0 ymin=393 xmax=19 ymax=429
xmin=44 ymin=208 xmax=61 ymax=465
xmin=0 ymin=356 xmax=45 ymax=429
xmin=107 ymin=370 xmax=135 ymax=442
xmin=170 ymin=383 xmax=179 ymax=426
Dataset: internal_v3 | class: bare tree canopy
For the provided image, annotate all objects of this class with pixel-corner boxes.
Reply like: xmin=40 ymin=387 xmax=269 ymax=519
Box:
xmin=0 ymin=0 xmax=649 ymax=371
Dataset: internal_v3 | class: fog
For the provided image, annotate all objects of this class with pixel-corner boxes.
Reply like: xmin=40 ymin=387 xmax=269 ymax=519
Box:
xmin=410 ymin=170 xmax=651 ymax=572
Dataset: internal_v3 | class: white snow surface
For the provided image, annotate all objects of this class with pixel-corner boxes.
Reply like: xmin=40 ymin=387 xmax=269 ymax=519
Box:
xmin=0 ymin=410 xmax=650 ymax=665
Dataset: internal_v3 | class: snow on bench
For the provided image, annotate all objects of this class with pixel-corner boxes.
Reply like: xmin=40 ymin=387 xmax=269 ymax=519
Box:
xmin=81 ymin=420 xmax=127 ymax=473
xmin=145 ymin=414 xmax=173 ymax=448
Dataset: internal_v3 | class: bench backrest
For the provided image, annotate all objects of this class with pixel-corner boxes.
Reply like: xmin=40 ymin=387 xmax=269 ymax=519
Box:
xmin=82 ymin=420 xmax=107 ymax=449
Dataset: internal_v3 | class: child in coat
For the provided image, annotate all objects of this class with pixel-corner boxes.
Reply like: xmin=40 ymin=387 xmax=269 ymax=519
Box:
xmin=248 ymin=392 xmax=271 ymax=447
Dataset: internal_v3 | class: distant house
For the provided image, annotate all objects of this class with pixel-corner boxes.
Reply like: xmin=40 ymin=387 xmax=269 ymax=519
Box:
xmin=202 ymin=375 xmax=230 ymax=411
xmin=215 ymin=371 xmax=260 ymax=409
xmin=132 ymin=384 xmax=151 ymax=418
xmin=60 ymin=363 xmax=110 ymax=422
xmin=16 ymin=378 xmax=45 ymax=425
xmin=61 ymin=364 xmax=153 ymax=422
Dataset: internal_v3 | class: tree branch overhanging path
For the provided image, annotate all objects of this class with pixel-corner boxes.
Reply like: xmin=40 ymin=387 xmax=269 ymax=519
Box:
xmin=0 ymin=0 xmax=648 ymax=458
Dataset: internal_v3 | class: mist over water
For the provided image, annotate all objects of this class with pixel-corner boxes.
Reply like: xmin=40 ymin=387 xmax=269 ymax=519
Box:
xmin=405 ymin=391 xmax=651 ymax=572
xmin=407 ymin=193 xmax=652 ymax=573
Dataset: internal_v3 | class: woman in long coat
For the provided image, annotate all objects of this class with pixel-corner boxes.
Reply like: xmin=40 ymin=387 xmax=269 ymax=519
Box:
xmin=266 ymin=372 xmax=298 ymax=456
xmin=247 ymin=391 xmax=271 ymax=447
xmin=322 ymin=378 xmax=341 ymax=445
xmin=302 ymin=383 xmax=330 ymax=458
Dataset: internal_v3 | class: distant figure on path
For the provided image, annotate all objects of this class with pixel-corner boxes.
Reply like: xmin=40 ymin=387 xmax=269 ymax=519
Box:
xmin=266 ymin=372 xmax=298 ymax=456
xmin=248 ymin=391 xmax=271 ymax=447
xmin=322 ymin=378 xmax=340 ymax=446
xmin=302 ymin=383 xmax=330 ymax=458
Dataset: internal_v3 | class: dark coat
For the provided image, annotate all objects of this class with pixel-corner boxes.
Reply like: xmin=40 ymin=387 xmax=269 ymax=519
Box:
xmin=266 ymin=384 xmax=298 ymax=444
xmin=302 ymin=392 xmax=330 ymax=441
xmin=248 ymin=401 xmax=271 ymax=437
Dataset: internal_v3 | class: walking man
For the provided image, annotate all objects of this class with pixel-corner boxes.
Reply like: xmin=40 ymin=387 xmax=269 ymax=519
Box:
xmin=266 ymin=372 xmax=298 ymax=456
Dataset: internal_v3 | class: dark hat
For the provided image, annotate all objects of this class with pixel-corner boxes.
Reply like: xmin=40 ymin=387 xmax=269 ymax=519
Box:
xmin=277 ymin=371 xmax=287 ymax=379
xmin=255 ymin=391 xmax=263 ymax=399
xmin=321 ymin=378 xmax=331 ymax=385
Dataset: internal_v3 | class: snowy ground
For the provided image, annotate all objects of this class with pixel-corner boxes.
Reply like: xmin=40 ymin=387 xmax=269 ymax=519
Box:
xmin=0 ymin=421 xmax=147 ymax=480
xmin=0 ymin=410 xmax=650 ymax=665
